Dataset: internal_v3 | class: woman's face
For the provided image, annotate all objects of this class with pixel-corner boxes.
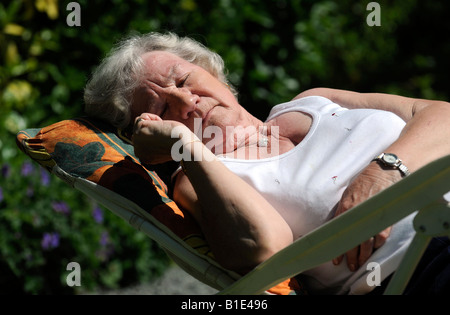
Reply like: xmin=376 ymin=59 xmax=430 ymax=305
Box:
xmin=132 ymin=50 xmax=243 ymax=136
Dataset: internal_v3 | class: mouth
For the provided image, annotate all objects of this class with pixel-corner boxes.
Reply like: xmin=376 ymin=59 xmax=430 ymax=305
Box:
xmin=191 ymin=106 xmax=212 ymax=136
xmin=202 ymin=107 xmax=214 ymax=123
xmin=194 ymin=105 xmax=215 ymax=125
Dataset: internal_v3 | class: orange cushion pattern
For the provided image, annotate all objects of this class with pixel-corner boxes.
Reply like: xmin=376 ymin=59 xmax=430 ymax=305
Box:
xmin=16 ymin=117 xmax=304 ymax=295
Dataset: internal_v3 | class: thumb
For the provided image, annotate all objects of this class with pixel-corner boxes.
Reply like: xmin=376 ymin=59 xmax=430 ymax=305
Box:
xmin=140 ymin=112 xmax=163 ymax=121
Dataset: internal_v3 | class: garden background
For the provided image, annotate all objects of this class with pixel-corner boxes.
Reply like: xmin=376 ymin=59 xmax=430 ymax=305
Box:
xmin=1 ymin=0 xmax=449 ymax=294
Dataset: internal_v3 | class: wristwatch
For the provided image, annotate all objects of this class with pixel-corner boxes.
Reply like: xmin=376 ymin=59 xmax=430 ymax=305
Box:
xmin=372 ymin=153 xmax=411 ymax=177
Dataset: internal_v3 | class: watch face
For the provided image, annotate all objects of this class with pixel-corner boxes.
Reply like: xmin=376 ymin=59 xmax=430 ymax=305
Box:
xmin=383 ymin=153 xmax=398 ymax=164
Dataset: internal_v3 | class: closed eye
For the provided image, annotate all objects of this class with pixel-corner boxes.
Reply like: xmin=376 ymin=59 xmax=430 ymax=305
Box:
xmin=177 ymin=74 xmax=190 ymax=88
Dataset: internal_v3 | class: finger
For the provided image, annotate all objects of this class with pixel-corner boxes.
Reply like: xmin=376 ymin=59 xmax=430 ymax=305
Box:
xmin=331 ymin=204 xmax=347 ymax=266
xmin=133 ymin=117 xmax=144 ymax=133
xmin=332 ymin=255 xmax=344 ymax=266
xmin=141 ymin=112 xmax=162 ymax=121
xmin=346 ymin=247 xmax=359 ymax=272
xmin=358 ymin=237 xmax=375 ymax=266
xmin=333 ymin=200 xmax=346 ymax=217
xmin=374 ymin=227 xmax=391 ymax=248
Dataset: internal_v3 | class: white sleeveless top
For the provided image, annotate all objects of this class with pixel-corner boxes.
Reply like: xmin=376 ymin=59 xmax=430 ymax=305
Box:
xmin=218 ymin=96 xmax=416 ymax=294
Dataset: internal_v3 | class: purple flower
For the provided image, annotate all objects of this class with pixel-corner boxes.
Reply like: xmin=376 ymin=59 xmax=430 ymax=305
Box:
xmin=51 ymin=201 xmax=70 ymax=215
xmin=41 ymin=232 xmax=60 ymax=250
xmin=1 ymin=164 xmax=10 ymax=178
xmin=92 ymin=205 xmax=104 ymax=224
xmin=96 ymin=231 xmax=114 ymax=261
xmin=99 ymin=231 xmax=110 ymax=246
xmin=21 ymin=161 xmax=34 ymax=176
xmin=40 ymin=168 xmax=51 ymax=186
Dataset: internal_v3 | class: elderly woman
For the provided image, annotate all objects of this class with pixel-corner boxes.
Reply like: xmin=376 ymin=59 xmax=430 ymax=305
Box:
xmin=84 ymin=32 xmax=450 ymax=295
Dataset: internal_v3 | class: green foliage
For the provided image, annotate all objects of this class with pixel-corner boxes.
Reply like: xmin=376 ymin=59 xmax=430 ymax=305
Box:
xmin=0 ymin=160 xmax=169 ymax=294
xmin=1 ymin=0 xmax=449 ymax=294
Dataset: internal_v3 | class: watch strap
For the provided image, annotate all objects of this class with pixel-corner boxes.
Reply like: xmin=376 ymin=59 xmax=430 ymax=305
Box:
xmin=372 ymin=153 xmax=411 ymax=177
xmin=397 ymin=163 xmax=411 ymax=177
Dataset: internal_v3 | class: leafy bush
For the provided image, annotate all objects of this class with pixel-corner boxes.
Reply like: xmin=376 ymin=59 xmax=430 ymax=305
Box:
xmin=1 ymin=0 xmax=173 ymax=294
xmin=0 ymin=159 xmax=169 ymax=294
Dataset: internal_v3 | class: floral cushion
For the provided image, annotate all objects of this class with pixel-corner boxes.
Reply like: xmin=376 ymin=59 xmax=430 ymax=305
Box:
xmin=16 ymin=117 xmax=304 ymax=295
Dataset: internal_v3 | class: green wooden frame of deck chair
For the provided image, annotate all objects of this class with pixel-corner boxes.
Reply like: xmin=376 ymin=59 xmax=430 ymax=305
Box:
xmin=219 ymin=154 xmax=450 ymax=295
xmin=15 ymin=118 xmax=293 ymax=295
xmin=16 ymin=118 xmax=450 ymax=295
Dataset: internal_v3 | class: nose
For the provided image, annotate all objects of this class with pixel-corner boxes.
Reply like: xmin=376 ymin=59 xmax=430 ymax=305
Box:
xmin=167 ymin=88 xmax=200 ymax=120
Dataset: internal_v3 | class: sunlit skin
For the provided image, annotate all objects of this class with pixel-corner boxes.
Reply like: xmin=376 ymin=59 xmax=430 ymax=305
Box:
xmin=131 ymin=50 xmax=304 ymax=157
xmin=132 ymin=50 xmax=450 ymax=273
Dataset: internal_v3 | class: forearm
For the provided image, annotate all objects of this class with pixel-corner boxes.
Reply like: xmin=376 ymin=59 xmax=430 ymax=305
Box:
xmin=298 ymin=87 xmax=450 ymax=169
xmin=295 ymin=87 xmax=443 ymax=121
xmin=175 ymin=138 xmax=293 ymax=272
xmin=330 ymin=98 xmax=450 ymax=270
xmin=383 ymin=101 xmax=450 ymax=172
xmin=133 ymin=117 xmax=293 ymax=272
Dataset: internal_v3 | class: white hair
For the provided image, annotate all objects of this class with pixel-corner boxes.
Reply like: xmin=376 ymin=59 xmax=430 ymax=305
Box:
xmin=84 ymin=32 xmax=236 ymax=129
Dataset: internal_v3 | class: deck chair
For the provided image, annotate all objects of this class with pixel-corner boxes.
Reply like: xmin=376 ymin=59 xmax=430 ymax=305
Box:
xmin=16 ymin=117 xmax=450 ymax=295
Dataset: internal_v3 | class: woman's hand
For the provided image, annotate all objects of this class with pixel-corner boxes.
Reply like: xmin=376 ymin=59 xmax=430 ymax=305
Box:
xmin=132 ymin=113 xmax=192 ymax=164
xmin=332 ymin=162 xmax=403 ymax=271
